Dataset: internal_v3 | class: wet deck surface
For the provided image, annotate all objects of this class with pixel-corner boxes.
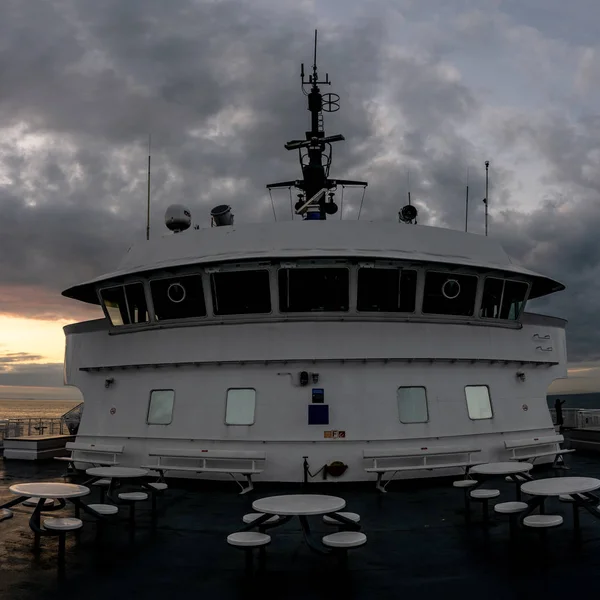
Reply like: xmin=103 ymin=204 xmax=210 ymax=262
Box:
xmin=3 ymin=456 xmax=600 ymax=599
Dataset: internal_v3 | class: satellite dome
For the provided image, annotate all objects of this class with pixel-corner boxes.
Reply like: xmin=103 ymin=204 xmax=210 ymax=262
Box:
xmin=165 ymin=204 xmax=192 ymax=233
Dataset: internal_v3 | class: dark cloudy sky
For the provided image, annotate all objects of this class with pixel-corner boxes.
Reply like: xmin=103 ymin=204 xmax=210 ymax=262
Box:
xmin=1 ymin=0 xmax=599 ymax=394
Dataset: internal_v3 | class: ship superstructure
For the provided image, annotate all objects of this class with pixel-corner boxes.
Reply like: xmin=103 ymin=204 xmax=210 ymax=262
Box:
xmin=60 ymin=32 xmax=567 ymax=483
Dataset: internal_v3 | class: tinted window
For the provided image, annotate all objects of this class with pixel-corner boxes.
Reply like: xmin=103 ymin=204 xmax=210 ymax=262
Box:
xmin=100 ymin=283 xmax=149 ymax=326
xmin=357 ymin=268 xmax=417 ymax=312
xmin=225 ymin=389 xmax=256 ymax=425
xmin=397 ymin=387 xmax=428 ymax=423
xmin=211 ymin=270 xmax=271 ymax=315
xmin=150 ymin=275 xmax=206 ymax=321
xmin=279 ymin=268 xmax=349 ymax=312
xmin=147 ymin=390 xmax=175 ymax=425
xmin=465 ymin=385 xmax=493 ymax=420
xmin=480 ymin=278 xmax=528 ymax=320
xmin=422 ymin=272 xmax=477 ymax=316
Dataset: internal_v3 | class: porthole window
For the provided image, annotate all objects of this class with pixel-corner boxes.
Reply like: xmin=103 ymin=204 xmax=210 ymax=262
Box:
xmin=397 ymin=387 xmax=429 ymax=423
xmin=465 ymin=385 xmax=493 ymax=420
xmin=225 ymin=388 xmax=256 ymax=425
xmin=147 ymin=390 xmax=175 ymax=425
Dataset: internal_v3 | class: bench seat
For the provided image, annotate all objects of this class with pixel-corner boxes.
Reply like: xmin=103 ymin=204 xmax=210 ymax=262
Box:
xmin=141 ymin=464 xmax=261 ymax=475
xmin=142 ymin=448 xmax=266 ymax=494
xmin=365 ymin=461 xmax=477 ymax=473
xmin=363 ymin=445 xmax=482 ymax=492
xmin=55 ymin=442 xmax=124 ymax=475
xmin=504 ymin=434 xmax=573 ymax=467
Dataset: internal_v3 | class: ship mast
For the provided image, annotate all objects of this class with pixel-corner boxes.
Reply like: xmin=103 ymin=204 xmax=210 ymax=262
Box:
xmin=266 ymin=30 xmax=368 ymax=220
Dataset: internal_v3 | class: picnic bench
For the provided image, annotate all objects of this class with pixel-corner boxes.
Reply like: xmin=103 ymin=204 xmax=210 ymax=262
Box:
xmin=55 ymin=442 xmax=124 ymax=475
xmin=141 ymin=449 xmax=266 ymax=494
xmin=505 ymin=434 xmax=574 ymax=467
xmin=363 ymin=445 xmax=483 ymax=492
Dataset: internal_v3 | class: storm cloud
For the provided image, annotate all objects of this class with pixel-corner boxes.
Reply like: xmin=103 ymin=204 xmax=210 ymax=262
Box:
xmin=1 ymin=0 xmax=600 ymax=378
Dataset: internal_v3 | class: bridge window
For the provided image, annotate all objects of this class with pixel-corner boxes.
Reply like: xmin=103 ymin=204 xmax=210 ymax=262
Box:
xmin=211 ymin=270 xmax=271 ymax=315
xmin=147 ymin=390 xmax=175 ymax=425
xmin=480 ymin=278 xmax=528 ymax=320
xmin=100 ymin=283 xmax=149 ymax=326
xmin=278 ymin=267 xmax=349 ymax=312
xmin=225 ymin=388 xmax=257 ymax=425
xmin=397 ymin=387 xmax=429 ymax=423
xmin=150 ymin=275 xmax=206 ymax=321
xmin=422 ymin=272 xmax=477 ymax=316
xmin=465 ymin=385 xmax=493 ymax=420
xmin=357 ymin=268 xmax=417 ymax=312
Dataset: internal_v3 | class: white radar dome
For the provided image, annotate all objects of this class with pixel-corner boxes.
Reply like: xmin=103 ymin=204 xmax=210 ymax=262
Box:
xmin=165 ymin=204 xmax=192 ymax=233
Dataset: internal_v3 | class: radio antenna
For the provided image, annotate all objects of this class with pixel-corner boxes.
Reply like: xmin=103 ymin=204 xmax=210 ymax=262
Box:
xmin=483 ymin=160 xmax=489 ymax=236
xmin=407 ymin=169 xmax=411 ymax=206
xmin=465 ymin=166 xmax=469 ymax=232
xmin=146 ymin=134 xmax=151 ymax=241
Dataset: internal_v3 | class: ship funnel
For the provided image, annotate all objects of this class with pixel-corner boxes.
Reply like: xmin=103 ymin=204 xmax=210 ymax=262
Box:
xmin=210 ymin=205 xmax=234 ymax=227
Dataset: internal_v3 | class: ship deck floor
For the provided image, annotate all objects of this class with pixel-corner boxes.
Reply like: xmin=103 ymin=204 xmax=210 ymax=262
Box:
xmin=3 ymin=455 xmax=600 ymax=599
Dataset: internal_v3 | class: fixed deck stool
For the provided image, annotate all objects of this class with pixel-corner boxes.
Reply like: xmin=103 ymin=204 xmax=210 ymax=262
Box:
xmin=147 ymin=482 xmax=168 ymax=520
xmin=323 ymin=512 xmax=361 ymax=531
xmin=453 ymin=480 xmax=478 ymax=519
xmin=118 ymin=492 xmax=148 ymax=526
xmin=43 ymin=517 xmax=83 ymax=573
xmin=242 ymin=513 xmax=281 ymax=533
xmin=470 ymin=489 xmax=500 ymax=524
xmin=87 ymin=503 xmax=119 ymax=539
xmin=92 ymin=479 xmax=111 ymax=503
xmin=494 ymin=501 xmax=528 ymax=539
xmin=322 ymin=531 xmax=367 ymax=569
xmin=23 ymin=497 xmax=55 ymax=509
xmin=523 ymin=514 xmax=563 ymax=547
xmin=227 ymin=532 xmax=271 ymax=577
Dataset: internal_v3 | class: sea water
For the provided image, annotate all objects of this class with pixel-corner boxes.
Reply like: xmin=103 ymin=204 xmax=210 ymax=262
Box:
xmin=0 ymin=399 xmax=80 ymax=420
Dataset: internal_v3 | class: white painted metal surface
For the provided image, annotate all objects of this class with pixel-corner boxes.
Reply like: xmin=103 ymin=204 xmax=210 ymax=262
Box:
xmin=10 ymin=483 xmax=90 ymax=499
xmin=252 ymin=495 xmax=346 ymax=515
xmin=521 ymin=477 xmax=600 ymax=496
xmin=470 ymin=462 xmax=533 ymax=476
xmin=62 ymin=221 xmax=563 ymax=302
xmin=60 ymin=213 xmax=569 ymax=484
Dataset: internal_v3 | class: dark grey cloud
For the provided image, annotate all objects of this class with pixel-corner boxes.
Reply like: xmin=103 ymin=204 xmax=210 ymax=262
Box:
xmin=0 ymin=353 xmax=43 ymax=364
xmin=0 ymin=0 xmax=599 ymax=366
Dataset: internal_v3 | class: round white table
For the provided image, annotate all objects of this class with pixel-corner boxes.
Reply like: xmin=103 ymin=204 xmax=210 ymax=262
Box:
xmin=470 ymin=462 xmax=533 ymax=476
xmin=252 ymin=494 xmax=346 ymax=516
xmin=1 ymin=482 xmax=97 ymax=545
xmin=9 ymin=483 xmax=89 ymax=499
xmin=248 ymin=494 xmax=355 ymax=555
xmin=470 ymin=462 xmax=534 ymax=500
xmin=521 ymin=477 xmax=600 ymax=497
xmin=520 ymin=477 xmax=600 ymax=538
xmin=86 ymin=467 xmax=149 ymax=509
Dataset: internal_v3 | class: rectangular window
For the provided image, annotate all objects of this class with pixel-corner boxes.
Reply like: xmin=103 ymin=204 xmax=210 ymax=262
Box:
xmin=147 ymin=390 xmax=175 ymax=425
xmin=100 ymin=283 xmax=149 ymax=326
xmin=465 ymin=385 xmax=493 ymax=420
xmin=357 ymin=268 xmax=417 ymax=312
xmin=211 ymin=270 xmax=271 ymax=315
xmin=278 ymin=267 xmax=349 ymax=312
xmin=397 ymin=387 xmax=429 ymax=423
xmin=422 ymin=272 xmax=478 ymax=316
xmin=480 ymin=278 xmax=528 ymax=320
xmin=225 ymin=388 xmax=256 ymax=425
xmin=150 ymin=274 xmax=206 ymax=321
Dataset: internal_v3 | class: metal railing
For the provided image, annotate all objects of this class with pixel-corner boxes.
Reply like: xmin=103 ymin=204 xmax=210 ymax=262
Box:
xmin=0 ymin=402 xmax=84 ymax=445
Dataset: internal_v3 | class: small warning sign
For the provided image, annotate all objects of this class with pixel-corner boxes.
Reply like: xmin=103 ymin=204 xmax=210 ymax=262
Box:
xmin=324 ymin=430 xmax=346 ymax=439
